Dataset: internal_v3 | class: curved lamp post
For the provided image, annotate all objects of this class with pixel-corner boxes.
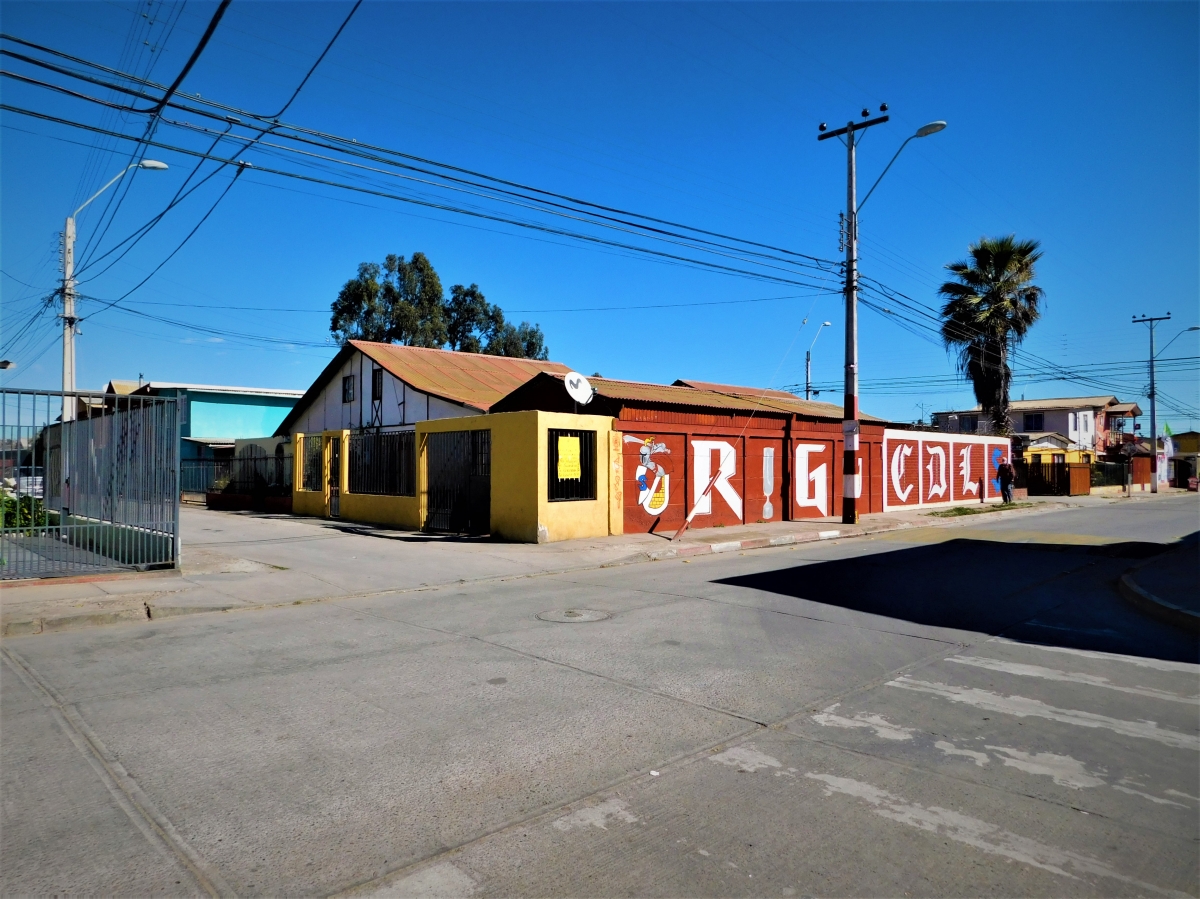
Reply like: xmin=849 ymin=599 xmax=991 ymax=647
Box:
xmin=805 ymin=321 xmax=833 ymax=400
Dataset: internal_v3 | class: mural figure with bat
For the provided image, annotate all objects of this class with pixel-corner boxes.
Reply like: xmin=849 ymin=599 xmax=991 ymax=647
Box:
xmin=624 ymin=435 xmax=672 ymax=515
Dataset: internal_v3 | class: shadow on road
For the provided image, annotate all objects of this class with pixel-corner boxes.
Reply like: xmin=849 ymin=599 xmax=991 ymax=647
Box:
xmin=716 ymin=534 xmax=1199 ymax=664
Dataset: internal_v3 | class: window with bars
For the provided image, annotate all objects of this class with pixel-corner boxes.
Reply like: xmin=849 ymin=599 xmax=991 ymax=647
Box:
xmin=348 ymin=429 xmax=416 ymax=496
xmin=342 ymin=375 xmax=355 ymax=403
xmin=372 ymin=368 xmax=383 ymax=401
xmin=302 ymin=435 xmax=324 ymax=492
xmin=547 ymin=429 xmax=596 ymax=501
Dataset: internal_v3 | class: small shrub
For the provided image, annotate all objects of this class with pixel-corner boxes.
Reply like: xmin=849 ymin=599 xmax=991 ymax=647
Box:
xmin=2 ymin=494 xmax=49 ymax=529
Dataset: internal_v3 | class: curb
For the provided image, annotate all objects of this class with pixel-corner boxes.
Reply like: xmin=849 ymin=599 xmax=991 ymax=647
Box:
xmin=1 ymin=567 xmax=182 ymax=589
xmin=0 ymin=497 xmax=1073 ymax=636
xmin=1117 ymin=549 xmax=1200 ymax=634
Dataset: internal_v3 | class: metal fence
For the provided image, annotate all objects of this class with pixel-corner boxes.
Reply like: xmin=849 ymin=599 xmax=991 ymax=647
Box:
xmin=1091 ymin=460 xmax=1129 ymax=488
xmin=1 ymin=388 xmax=179 ymax=580
xmin=181 ymin=455 xmax=293 ymax=496
xmin=302 ymin=435 xmax=324 ymax=492
xmin=348 ymin=429 xmax=416 ymax=496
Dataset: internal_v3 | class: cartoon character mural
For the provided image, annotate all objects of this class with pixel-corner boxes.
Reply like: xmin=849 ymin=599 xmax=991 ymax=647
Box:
xmin=624 ymin=434 xmax=672 ymax=515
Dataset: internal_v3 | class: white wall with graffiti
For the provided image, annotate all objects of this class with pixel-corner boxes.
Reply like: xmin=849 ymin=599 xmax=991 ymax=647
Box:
xmin=882 ymin=429 xmax=1011 ymax=510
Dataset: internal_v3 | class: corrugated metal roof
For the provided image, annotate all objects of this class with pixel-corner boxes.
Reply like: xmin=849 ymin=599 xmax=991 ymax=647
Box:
xmin=1108 ymin=402 xmax=1142 ymax=415
xmin=534 ymin=373 xmax=863 ymax=421
xmin=352 ymin=341 xmax=571 ymax=412
xmin=671 ymin=379 xmax=801 ymax=400
xmin=945 ymin=395 xmax=1120 ymax=414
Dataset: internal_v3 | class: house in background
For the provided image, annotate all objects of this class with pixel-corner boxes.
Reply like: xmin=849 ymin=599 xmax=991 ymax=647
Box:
xmin=931 ymin=395 xmax=1140 ymax=455
xmin=112 ymin=381 xmax=305 ymax=461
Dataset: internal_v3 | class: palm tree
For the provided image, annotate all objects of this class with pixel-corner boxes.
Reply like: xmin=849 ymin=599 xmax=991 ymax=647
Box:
xmin=938 ymin=236 xmax=1044 ymax=435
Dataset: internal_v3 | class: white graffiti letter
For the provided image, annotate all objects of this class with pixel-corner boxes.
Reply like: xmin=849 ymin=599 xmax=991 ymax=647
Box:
xmin=762 ymin=448 xmax=775 ymax=520
xmin=795 ymin=444 xmax=829 ymax=516
xmin=890 ymin=444 xmax=914 ymax=502
xmin=959 ymin=447 xmax=978 ymax=495
xmin=925 ymin=445 xmax=947 ymax=500
xmin=691 ymin=441 xmax=742 ymax=519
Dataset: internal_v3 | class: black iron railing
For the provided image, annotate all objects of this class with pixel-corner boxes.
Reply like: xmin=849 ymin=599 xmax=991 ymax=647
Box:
xmin=348 ymin=429 xmax=416 ymax=496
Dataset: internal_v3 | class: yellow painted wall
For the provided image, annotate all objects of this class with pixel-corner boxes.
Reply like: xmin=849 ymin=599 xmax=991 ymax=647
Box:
xmin=607 ymin=430 xmax=624 ymax=537
xmin=535 ymin=411 xmax=614 ymax=543
xmin=293 ymin=415 xmax=619 ymax=542
xmin=1025 ymin=448 xmax=1093 ymax=464
xmin=339 ymin=492 xmax=420 ymax=528
xmin=419 ymin=411 xmax=615 ymax=542
xmin=292 ymin=432 xmax=325 ymax=517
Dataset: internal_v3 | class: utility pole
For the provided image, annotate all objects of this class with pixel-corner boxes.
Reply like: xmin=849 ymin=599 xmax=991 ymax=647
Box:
xmin=818 ymin=107 xmax=890 ymax=523
xmin=1133 ymin=313 xmax=1170 ymax=493
xmin=58 ymin=160 xmax=169 ymax=422
xmin=61 ymin=216 xmax=77 ymax=421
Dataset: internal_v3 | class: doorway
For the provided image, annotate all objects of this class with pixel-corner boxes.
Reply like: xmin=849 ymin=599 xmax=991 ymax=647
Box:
xmin=425 ymin=430 xmax=490 ymax=535
xmin=328 ymin=437 xmax=341 ymax=518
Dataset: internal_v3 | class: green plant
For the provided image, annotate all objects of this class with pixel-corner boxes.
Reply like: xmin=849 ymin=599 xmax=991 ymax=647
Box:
xmin=2 ymin=494 xmax=49 ymax=529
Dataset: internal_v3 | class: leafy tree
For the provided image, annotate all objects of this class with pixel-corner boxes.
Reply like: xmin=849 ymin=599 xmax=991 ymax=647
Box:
xmin=330 ymin=262 xmax=388 ymax=344
xmin=445 ymin=283 xmax=490 ymax=353
xmin=330 ymin=254 xmax=550 ymax=360
xmin=382 ymin=253 xmax=447 ymax=348
xmin=938 ymin=235 xmax=1044 ymax=435
xmin=485 ymin=318 xmax=549 ymax=360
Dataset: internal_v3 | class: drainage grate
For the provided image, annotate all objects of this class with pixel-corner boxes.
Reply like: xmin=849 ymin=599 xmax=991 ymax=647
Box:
xmin=536 ymin=609 xmax=610 ymax=623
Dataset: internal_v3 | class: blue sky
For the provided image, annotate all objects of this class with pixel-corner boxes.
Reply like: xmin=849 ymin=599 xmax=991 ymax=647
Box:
xmin=2 ymin=1 xmax=1197 ymax=428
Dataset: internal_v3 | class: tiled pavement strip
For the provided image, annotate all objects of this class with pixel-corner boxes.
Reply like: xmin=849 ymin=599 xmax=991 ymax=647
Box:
xmin=1 ymin=491 xmax=1187 ymax=637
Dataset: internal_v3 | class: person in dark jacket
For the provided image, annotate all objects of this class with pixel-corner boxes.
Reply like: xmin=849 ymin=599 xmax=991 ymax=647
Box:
xmin=997 ymin=456 xmax=1015 ymax=504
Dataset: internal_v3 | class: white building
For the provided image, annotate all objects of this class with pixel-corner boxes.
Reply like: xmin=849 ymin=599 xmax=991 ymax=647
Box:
xmin=275 ymin=340 xmax=570 ymax=436
xmin=931 ymin=395 xmax=1141 ymax=454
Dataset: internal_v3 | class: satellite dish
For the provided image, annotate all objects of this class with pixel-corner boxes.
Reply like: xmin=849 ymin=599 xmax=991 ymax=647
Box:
xmin=564 ymin=372 xmax=594 ymax=405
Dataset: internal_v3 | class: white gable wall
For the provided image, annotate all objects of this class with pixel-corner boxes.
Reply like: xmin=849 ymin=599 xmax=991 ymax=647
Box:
xmin=288 ymin=348 xmax=481 ymax=435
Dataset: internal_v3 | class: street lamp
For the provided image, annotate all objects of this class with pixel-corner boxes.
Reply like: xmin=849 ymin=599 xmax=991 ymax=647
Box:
xmin=1156 ymin=325 xmax=1200 ymax=358
xmin=61 ymin=159 xmax=168 ymax=418
xmin=859 ymin=122 xmax=948 ymax=211
xmin=805 ymin=321 xmax=832 ymax=400
xmin=818 ymin=111 xmax=946 ymax=522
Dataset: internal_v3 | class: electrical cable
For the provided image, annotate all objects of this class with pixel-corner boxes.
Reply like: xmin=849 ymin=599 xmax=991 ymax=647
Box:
xmin=79 ymin=164 xmax=247 ymax=320
xmin=0 ymin=102 xmax=843 ymax=292
xmin=1 ymin=59 xmax=846 ymax=283
xmin=0 ymin=33 xmax=842 ymax=270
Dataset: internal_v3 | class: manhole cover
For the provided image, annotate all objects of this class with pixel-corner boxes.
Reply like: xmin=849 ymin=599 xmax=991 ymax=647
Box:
xmin=536 ymin=609 xmax=610 ymax=623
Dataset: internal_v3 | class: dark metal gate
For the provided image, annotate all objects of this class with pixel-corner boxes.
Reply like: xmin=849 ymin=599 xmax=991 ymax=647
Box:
xmin=425 ymin=430 xmax=490 ymax=535
xmin=1 ymin=388 xmax=179 ymax=580
xmin=328 ymin=437 xmax=341 ymax=518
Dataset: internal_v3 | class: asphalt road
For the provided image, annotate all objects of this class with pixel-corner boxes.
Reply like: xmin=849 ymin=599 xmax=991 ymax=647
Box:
xmin=3 ymin=496 xmax=1197 ymax=897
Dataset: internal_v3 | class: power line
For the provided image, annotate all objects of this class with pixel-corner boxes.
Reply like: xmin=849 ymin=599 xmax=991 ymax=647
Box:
xmin=0 ymin=33 xmax=844 ymax=273
xmin=0 ymin=102 xmax=844 ymax=292
xmin=143 ymin=0 xmax=230 ymax=119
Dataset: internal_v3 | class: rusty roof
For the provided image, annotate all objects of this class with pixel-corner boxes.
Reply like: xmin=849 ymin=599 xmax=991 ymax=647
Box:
xmin=352 ymin=341 xmax=570 ymax=412
xmin=276 ymin=343 xmax=573 ymax=435
xmin=671 ymin=379 xmax=801 ymax=400
xmin=498 ymin=372 xmax=872 ymax=421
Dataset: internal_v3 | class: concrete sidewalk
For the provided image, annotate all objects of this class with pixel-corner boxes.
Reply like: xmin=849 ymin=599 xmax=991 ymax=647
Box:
xmin=0 ymin=492 xmax=1153 ymax=637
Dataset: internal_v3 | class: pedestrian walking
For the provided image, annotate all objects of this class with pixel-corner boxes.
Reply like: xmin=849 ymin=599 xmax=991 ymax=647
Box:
xmin=997 ymin=456 xmax=1015 ymax=504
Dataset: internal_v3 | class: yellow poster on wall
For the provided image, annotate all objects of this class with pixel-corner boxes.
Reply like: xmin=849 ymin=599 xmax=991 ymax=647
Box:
xmin=557 ymin=435 xmax=581 ymax=479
